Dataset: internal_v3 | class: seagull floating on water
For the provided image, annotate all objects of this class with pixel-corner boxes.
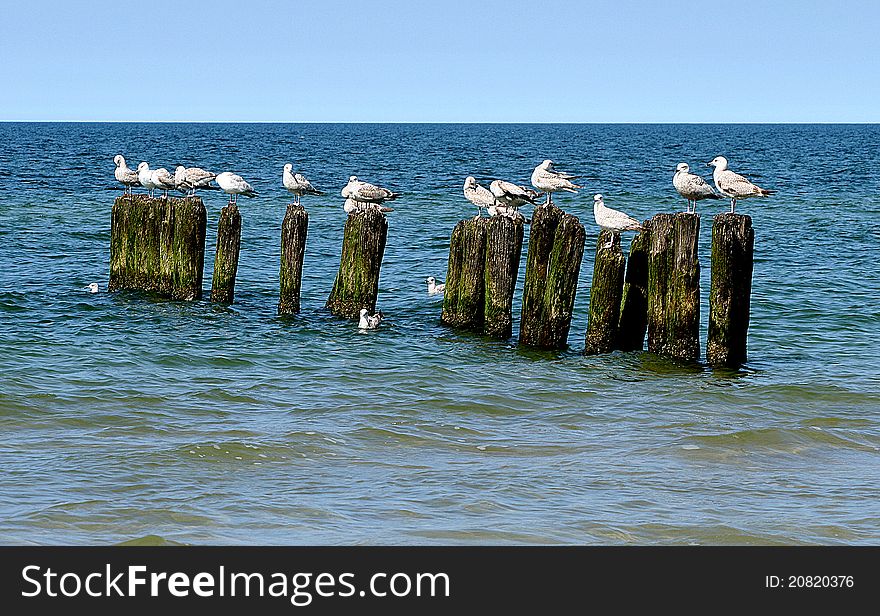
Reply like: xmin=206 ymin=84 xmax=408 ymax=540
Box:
xmin=114 ymin=156 xmax=140 ymax=195
xmin=426 ymin=276 xmax=445 ymax=296
xmin=463 ymin=176 xmax=496 ymax=217
xmin=86 ymin=283 xmax=99 ymax=293
xmin=283 ymin=163 xmax=322 ymax=206
xmin=175 ymin=165 xmax=217 ymax=197
xmin=708 ymin=156 xmax=774 ymax=213
xmin=358 ymin=308 xmax=384 ymax=329
xmin=673 ymin=163 xmax=721 ymax=213
xmin=216 ymin=172 xmax=257 ymax=205
xmin=137 ymin=162 xmax=159 ymax=197
xmin=530 ymin=160 xmax=582 ymax=206
xmin=593 ymin=194 xmax=644 ymax=249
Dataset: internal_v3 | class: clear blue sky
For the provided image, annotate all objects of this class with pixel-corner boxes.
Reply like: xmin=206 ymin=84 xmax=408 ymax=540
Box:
xmin=1 ymin=0 xmax=877 ymax=122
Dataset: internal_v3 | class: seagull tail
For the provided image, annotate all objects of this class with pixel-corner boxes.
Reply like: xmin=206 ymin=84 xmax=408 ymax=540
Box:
xmin=244 ymin=190 xmax=258 ymax=198
xmin=379 ymin=206 xmax=394 ymax=213
xmin=758 ymin=188 xmax=775 ymax=196
xmin=309 ymin=188 xmax=325 ymax=196
xmin=562 ymin=186 xmax=580 ymax=193
xmin=708 ymin=193 xmax=723 ymax=199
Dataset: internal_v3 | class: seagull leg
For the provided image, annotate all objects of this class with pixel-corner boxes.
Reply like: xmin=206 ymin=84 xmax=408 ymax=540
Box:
xmin=730 ymin=198 xmax=736 ymax=214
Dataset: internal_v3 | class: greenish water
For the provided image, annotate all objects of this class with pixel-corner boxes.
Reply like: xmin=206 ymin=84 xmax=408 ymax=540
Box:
xmin=0 ymin=123 xmax=878 ymax=545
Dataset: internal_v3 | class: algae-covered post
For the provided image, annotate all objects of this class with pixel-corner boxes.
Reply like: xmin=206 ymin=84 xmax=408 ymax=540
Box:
xmin=646 ymin=212 xmax=700 ymax=361
xmin=210 ymin=204 xmax=242 ymax=304
xmin=519 ymin=205 xmax=586 ymax=350
xmin=326 ymin=208 xmax=388 ymax=319
xmin=483 ymin=216 xmax=524 ymax=338
xmin=707 ymin=213 xmax=754 ymax=368
xmin=278 ymin=204 xmax=309 ymax=315
xmin=441 ymin=217 xmax=488 ymax=331
xmin=617 ymin=228 xmax=650 ymax=351
xmin=109 ymin=194 xmax=206 ymax=300
xmin=583 ymin=230 xmax=626 ymax=355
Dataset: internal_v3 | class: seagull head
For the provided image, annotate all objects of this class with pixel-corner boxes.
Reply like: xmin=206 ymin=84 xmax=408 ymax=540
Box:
xmin=175 ymin=165 xmax=186 ymax=174
xmin=283 ymin=163 xmax=293 ymax=173
xmin=594 ymin=193 xmax=604 ymax=203
xmin=359 ymin=308 xmax=368 ymax=317
xmin=87 ymin=283 xmax=99 ymax=293
xmin=708 ymin=156 xmax=728 ymax=171
xmin=464 ymin=176 xmax=476 ymax=189
xmin=348 ymin=176 xmax=358 ymax=183
xmin=114 ymin=155 xmax=124 ymax=167
xmin=676 ymin=163 xmax=689 ymax=173
xmin=137 ymin=162 xmax=149 ymax=172
xmin=541 ymin=159 xmax=553 ymax=169
xmin=426 ymin=276 xmax=435 ymax=284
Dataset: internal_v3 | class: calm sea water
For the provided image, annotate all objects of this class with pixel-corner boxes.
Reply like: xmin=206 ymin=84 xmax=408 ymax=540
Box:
xmin=0 ymin=123 xmax=878 ymax=545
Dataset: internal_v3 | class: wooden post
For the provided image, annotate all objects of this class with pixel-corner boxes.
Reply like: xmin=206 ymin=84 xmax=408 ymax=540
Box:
xmin=617 ymin=228 xmax=650 ymax=351
xmin=583 ymin=231 xmax=626 ymax=355
xmin=326 ymin=208 xmax=388 ymax=319
xmin=519 ymin=205 xmax=586 ymax=349
xmin=441 ymin=217 xmax=487 ymax=331
xmin=109 ymin=195 xmax=206 ymax=300
xmin=210 ymin=204 xmax=242 ymax=304
xmin=483 ymin=216 xmax=524 ymax=338
xmin=708 ymin=213 xmax=754 ymax=367
xmin=646 ymin=212 xmax=700 ymax=361
xmin=278 ymin=204 xmax=309 ymax=315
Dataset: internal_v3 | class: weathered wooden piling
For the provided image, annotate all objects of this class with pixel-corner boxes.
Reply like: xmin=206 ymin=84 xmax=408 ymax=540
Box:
xmin=519 ymin=204 xmax=586 ymax=349
xmin=326 ymin=208 xmax=388 ymax=319
xmin=210 ymin=204 xmax=242 ymax=304
xmin=109 ymin=194 xmax=206 ymax=300
xmin=441 ymin=217 xmax=488 ymax=331
xmin=617 ymin=228 xmax=650 ymax=351
xmin=278 ymin=204 xmax=309 ymax=315
xmin=483 ymin=216 xmax=524 ymax=338
xmin=584 ymin=231 xmax=626 ymax=355
xmin=646 ymin=212 xmax=700 ymax=361
xmin=707 ymin=213 xmax=754 ymax=368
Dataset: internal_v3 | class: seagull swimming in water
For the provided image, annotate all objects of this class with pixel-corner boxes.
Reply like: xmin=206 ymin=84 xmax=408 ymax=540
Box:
xmin=114 ymin=155 xmax=140 ymax=195
xmin=137 ymin=162 xmax=159 ymax=197
xmin=86 ymin=283 xmax=99 ymax=293
xmin=593 ymin=194 xmax=644 ymax=249
xmin=216 ymin=172 xmax=257 ymax=205
xmin=283 ymin=163 xmax=322 ymax=206
xmin=708 ymin=156 xmax=774 ymax=213
xmin=358 ymin=308 xmax=384 ymax=329
xmin=342 ymin=176 xmax=400 ymax=210
xmin=673 ymin=162 xmax=721 ymax=213
xmin=175 ymin=165 xmax=217 ymax=197
xmin=426 ymin=276 xmax=445 ymax=296
xmin=463 ymin=176 xmax=496 ymax=217
xmin=530 ymin=159 xmax=582 ymax=206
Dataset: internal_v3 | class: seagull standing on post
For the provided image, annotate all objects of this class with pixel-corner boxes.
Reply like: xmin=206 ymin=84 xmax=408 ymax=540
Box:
xmin=216 ymin=172 xmax=257 ymax=205
xmin=530 ymin=159 xmax=582 ymax=206
xmin=283 ymin=163 xmax=322 ymax=206
xmin=592 ymin=194 xmax=644 ymax=249
xmin=489 ymin=180 xmax=541 ymax=219
xmin=175 ymin=165 xmax=217 ymax=197
xmin=463 ymin=176 xmax=496 ymax=217
xmin=137 ymin=162 xmax=159 ymax=198
xmin=673 ymin=162 xmax=721 ymax=213
xmin=708 ymin=156 xmax=774 ymax=213
xmin=114 ymin=156 xmax=140 ymax=195
xmin=341 ymin=176 xmax=399 ymax=211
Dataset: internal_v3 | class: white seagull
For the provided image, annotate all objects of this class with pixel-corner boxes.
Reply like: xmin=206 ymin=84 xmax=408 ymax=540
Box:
xmin=114 ymin=155 xmax=140 ymax=195
xmin=489 ymin=180 xmax=541 ymax=213
xmin=283 ymin=163 xmax=322 ymax=206
xmin=343 ymin=198 xmax=359 ymax=214
xmin=358 ymin=308 xmax=384 ymax=329
xmin=137 ymin=162 xmax=159 ymax=197
xmin=150 ymin=167 xmax=176 ymax=198
xmin=463 ymin=176 xmax=496 ymax=217
xmin=530 ymin=159 xmax=582 ymax=206
xmin=426 ymin=276 xmax=445 ymax=296
xmin=673 ymin=162 xmax=721 ymax=213
xmin=216 ymin=172 xmax=257 ymax=205
xmin=175 ymin=165 xmax=217 ymax=197
xmin=708 ymin=156 xmax=774 ymax=213
xmin=593 ymin=194 xmax=644 ymax=249
xmin=342 ymin=176 xmax=399 ymax=208
xmin=86 ymin=283 xmax=99 ymax=293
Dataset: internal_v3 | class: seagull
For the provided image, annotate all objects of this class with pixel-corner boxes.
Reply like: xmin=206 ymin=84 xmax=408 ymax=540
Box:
xmin=673 ymin=163 xmax=721 ymax=213
xmin=463 ymin=176 xmax=496 ymax=217
xmin=174 ymin=165 xmax=217 ymax=197
xmin=343 ymin=198 xmax=359 ymax=214
xmin=341 ymin=176 xmax=400 ymax=210
xmin=358 ymin=307 xmax=384 ymax=329
xmin=86 ymin=283 xmax=99 ymax=293
xmin=113 ymin=155 xmax=140 ymax=195
xmin=283 ymin=163 xmax=322 ymax=206
xmin=593 ymin=194 xmax=644 ymax=249
xmin=150 ymin=167 xmax=176 ymax=198
xmin=708 ymin=156 xmax=774 ymax=213
xmin=489 ymin=180 xmax=541 ymax=218
xmin=215 ymin=172 xmax=257 ymax=205
xmin=530 ymin=159 xmax=582 ymax=206
xmin=426 ymin=276 xmax=445 ymax=295
xmin=137 ymin=162 xmax=159 ymax=197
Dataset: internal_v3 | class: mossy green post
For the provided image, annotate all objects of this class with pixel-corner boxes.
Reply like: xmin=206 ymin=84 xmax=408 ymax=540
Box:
xmin=617 ymin=227 xmax=650 ymax=351
xmin=519 ymin=205 xmax=586 ymax=349
xmin=441 ymin=217 xmax=487 ymax=331
xmin=483 ymin=216 xmax=524 ymax=338
xmin=647 ymin=212 xmax=700 ymax=361
xmin=109 ymin=194 xmax=206 ymax=300
xmin=708 ymin=213 xmax=754 ymax=368
xmin=326 ymin=208 xmax=388 ymax=319
xmin=584 ymin=231 xmax=626 ymax=355
xmin=278 ymin=204 xmax=309 ymax=315
xmin=210 ymin=204 xmax=242 ymax=304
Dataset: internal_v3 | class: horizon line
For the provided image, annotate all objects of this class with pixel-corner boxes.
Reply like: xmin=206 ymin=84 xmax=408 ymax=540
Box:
xmin=1 ymin=120 xmax=879 ymax=125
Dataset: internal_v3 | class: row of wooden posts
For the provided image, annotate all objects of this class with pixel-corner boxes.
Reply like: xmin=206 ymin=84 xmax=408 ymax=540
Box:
xmin=108 ymin=194 xmax=753 ymax=367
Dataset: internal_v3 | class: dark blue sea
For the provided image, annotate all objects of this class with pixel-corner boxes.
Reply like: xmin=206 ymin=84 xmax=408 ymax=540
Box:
xmin=0 ymin=123 xmax=878 ymax=545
